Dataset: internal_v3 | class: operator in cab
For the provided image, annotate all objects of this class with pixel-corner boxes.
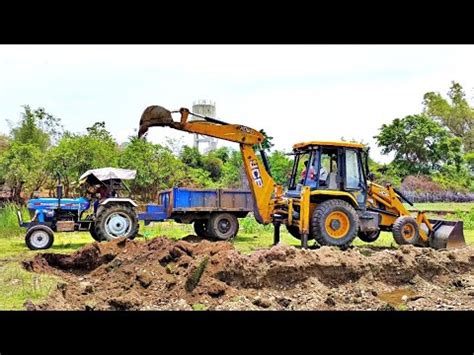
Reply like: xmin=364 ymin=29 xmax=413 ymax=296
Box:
xmin=301 ymin=158 xmax=328 ymax=187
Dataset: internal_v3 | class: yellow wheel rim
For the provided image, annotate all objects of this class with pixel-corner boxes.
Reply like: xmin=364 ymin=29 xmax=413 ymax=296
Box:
xmin=325 ymin=211 xmax=350 ymax=239
xmin=402 ymin=223 xmax=415 ymax=241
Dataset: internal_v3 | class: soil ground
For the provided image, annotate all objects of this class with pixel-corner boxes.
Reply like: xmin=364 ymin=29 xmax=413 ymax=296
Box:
xmin=22 ymin=236 xmax=474 ymax=310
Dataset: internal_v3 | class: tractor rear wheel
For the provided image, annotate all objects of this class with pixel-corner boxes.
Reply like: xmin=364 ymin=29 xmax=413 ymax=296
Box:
xmin=25 ymin=225 xmax=54 ymax=250
xmin=94 ymin=204 xmax=139 ymax=242
xmin=193 ymin=220 xmax=214 ymax=239
xmin=392 ymin=216 xmax=422 ymax=246
xmin=207 ymin=213 xmax=239 ymax=240
xmin=311 ymin=199 xmax=359 ymax=248
xmin=89 ymin=225 xmax=103 ymax=242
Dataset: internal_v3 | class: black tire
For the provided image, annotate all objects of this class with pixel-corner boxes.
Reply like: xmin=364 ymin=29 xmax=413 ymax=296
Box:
xmin=25 ymin=225 xmax=54 ymax=250
xmin=193 ymin=220 xmax=214 ymax=239
xmin=358 ymin=230 xmax=381 ymax=243
xmin=94 ymin=204 xmax=139 ymax=242
xmin=392 ymin=216 xmax=422 ymax=246
xmin=207 ymin=213 xmax=239 ymax=240
xmin=89 ymin=225 xmax=103 ymax=242
xmin=285 ymin=225 xmax=315 ymax=240
xmin=311 ymin=199 xmax=359 ymax=248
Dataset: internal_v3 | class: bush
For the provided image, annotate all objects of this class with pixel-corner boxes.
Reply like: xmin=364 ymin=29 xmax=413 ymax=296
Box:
xmin=239 ymin=215 xmax=272 ymax=234
xmin=400 ymin=175 xmax=474 ymax=202
xmin=0 ymin=203 xmax=29 ymax=238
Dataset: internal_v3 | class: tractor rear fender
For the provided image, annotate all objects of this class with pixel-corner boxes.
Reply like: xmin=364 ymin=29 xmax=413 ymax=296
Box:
xmin=309 ymin=190 xmax=359 ymax=209
xmin=99 ymin=198 xmax=138 ymax=208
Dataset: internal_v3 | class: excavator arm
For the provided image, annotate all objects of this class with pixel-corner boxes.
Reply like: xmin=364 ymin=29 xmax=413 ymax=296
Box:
xmin=137 ymin=105 xmax=279 ymax=224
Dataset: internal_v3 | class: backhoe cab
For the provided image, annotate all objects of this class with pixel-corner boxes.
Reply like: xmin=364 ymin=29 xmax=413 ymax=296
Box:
xmin=275 ymin=141 xmax=378 ymax=249
xmin=138 ymin=105 xmax=465 ymax=250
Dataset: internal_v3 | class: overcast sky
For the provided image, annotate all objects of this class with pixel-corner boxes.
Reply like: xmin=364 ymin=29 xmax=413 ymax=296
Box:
xmin=1 ymin=45 xmax=474 ymax=163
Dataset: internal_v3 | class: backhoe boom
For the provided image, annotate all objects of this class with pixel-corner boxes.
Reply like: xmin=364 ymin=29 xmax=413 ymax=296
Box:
xmin=138 ymin=106 xmax=278 ymax=224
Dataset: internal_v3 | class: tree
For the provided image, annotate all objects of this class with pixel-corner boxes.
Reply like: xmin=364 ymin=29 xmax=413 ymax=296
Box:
xmin=220 ymin=149 xmax=244 ymax=188
xmin=0 ymin=143 xmax=46 ymax=202
xmin=268 ymin=150 xmax=292 ymax=186
xmin=119 ymin=136 xmax=187 ymax=200
xmin=423 ymin=81 xmax=474 ymax=152
xmin=374 ymin=114 xmax=463 ymax=175
xmin=0 ymin=134 xmax=9 ymax=155
xmin=179 ymin=146 xmax=203 ymax=168
xmin=8 ymin=105 xmax=63 ymax=151
xmin=45 ymin=123 xmax=119 ymax=196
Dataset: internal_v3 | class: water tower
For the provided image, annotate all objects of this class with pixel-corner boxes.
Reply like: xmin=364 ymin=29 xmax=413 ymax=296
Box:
xmin=191 ymin=99 xmax=218 ymax=153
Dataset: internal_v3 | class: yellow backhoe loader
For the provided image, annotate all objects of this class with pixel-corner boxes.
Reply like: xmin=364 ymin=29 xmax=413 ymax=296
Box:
xmin=137 ymin=105 xmax=465 ymax=250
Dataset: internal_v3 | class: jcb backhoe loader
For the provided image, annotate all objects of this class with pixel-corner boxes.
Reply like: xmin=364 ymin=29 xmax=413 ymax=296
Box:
xmin=137 ymin=105 xmax=465 ymax=250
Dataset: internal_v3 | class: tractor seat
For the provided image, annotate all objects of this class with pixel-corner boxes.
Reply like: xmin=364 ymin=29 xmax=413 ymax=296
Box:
xmin=319 ymin=172 xmax=337 ymax=190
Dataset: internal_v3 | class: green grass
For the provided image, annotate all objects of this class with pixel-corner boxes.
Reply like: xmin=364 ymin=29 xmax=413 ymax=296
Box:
xmin=404 ymin=202 xmax=474 ymax=211
xmin=0 ymin=202 xmax=472 ymax=309
xmin=0 ymin=262 xmax=60 ymax=310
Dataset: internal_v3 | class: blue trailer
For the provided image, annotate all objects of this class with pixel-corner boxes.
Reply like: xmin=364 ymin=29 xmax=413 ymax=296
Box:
xmin=139 ymin=187 xmax=253 ymax=240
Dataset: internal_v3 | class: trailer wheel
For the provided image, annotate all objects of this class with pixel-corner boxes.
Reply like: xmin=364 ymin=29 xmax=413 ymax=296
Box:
xmin=25 ymin=225 xmax=54 ymax=250
xmin=208 ymin=213 xmax=239 ymax=240
xmin=94 ymin=204 xmax=139 ymax=241
xmin=285 ymin=225 xmax=315 ymax=240
xmin=392 ymin=216 xmax=422 ymax=246
xmin=193 ymin=220 xmax=214 ymax=239
xmin=358 ymin=230 xmax=381 ymax=243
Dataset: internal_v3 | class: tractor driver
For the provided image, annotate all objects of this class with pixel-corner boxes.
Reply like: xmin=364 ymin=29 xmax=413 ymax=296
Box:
xmin=301 ymin=158 xmax=328 ymax=187
xmin=92 ymin=184 xmax=112 ymax=214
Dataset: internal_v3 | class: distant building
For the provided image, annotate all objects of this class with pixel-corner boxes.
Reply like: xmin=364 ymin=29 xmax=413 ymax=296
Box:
xmin=190 ymin=100 xmax=218 ymax=153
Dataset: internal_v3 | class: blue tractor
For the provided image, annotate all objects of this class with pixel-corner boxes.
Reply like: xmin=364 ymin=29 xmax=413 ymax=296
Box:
xmin=18 ymin=168 xmax=139 ymax=250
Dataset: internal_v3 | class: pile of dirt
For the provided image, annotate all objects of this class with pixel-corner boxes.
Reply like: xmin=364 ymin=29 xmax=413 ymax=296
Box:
xmin=22 ymin=236 xmax=474 ymax=310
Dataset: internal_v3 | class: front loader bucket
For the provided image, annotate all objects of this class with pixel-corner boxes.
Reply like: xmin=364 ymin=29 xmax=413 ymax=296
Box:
xmin=138 ymin=105 xmax=174 ymax=138
xmin=428 ymin=219 xmax=466 ymax=250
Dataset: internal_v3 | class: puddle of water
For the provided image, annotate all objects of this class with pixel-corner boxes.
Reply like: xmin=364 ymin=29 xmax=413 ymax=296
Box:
xmin=378 ymin=288 xmax=417 ymax=306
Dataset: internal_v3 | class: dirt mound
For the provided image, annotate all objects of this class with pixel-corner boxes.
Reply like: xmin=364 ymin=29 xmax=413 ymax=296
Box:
xmin=23 ymin=237 xmax=474 ymax=310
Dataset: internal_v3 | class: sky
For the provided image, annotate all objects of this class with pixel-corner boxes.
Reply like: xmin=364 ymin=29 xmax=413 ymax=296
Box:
xmin=1 ymin=44 xmax=474 ymax=163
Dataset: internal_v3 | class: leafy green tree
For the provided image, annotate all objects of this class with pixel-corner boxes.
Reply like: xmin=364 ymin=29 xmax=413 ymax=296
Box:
xmin=202 ymin=154 xmax=223 ymax=181
xmin=268 ymin=150 xmax=292 ymax=185
xmin=258 ymin=129 xmax=274 ymax=150
xmin=119 ymin=136 xmax=187 ymax=199
xmin=0 ymin=134 xmax=9 ymax=155
xmin=46 ymin=123 xmax=119 ymax=196
xmin=220 ymin=149 xmax=244 ymax=188
xmin=423 ymin=81 xmax=474 ymax=152
xmin=0 ymin=143 xmax=45 ymax=202
xmin=179 ymin=146 xmax=203 ymax=168
xmin=374 ymin=114 xmax=463 ymax=175
xmin=8 ymin=105 xmax=63 ymax=151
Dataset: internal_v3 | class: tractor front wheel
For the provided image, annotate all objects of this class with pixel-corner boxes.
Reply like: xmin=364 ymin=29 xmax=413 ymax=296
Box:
xmin=392 ymin=216 xmax=422 ymax=246
xmin=94 ymin=204 xmax=139 ymax=242
xmin=312 ymin=199 xmax=359 ymax=248
xmin=25 ymin=225 xmax=54 ymax=250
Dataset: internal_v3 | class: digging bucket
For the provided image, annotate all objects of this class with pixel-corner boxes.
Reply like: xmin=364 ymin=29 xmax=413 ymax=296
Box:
xmin=138 ymin=105 xmax=174 ymax=138
xmin=428 ymin=219 xmax=466 ymax=250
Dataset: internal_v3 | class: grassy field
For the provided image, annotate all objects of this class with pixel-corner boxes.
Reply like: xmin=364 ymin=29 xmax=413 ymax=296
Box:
xmin=0 ymin=202 xmax=472 ymax=309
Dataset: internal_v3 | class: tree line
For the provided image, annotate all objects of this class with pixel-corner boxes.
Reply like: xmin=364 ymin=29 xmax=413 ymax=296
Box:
xmin=0 ymin=81 xmax=473 ymax=204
